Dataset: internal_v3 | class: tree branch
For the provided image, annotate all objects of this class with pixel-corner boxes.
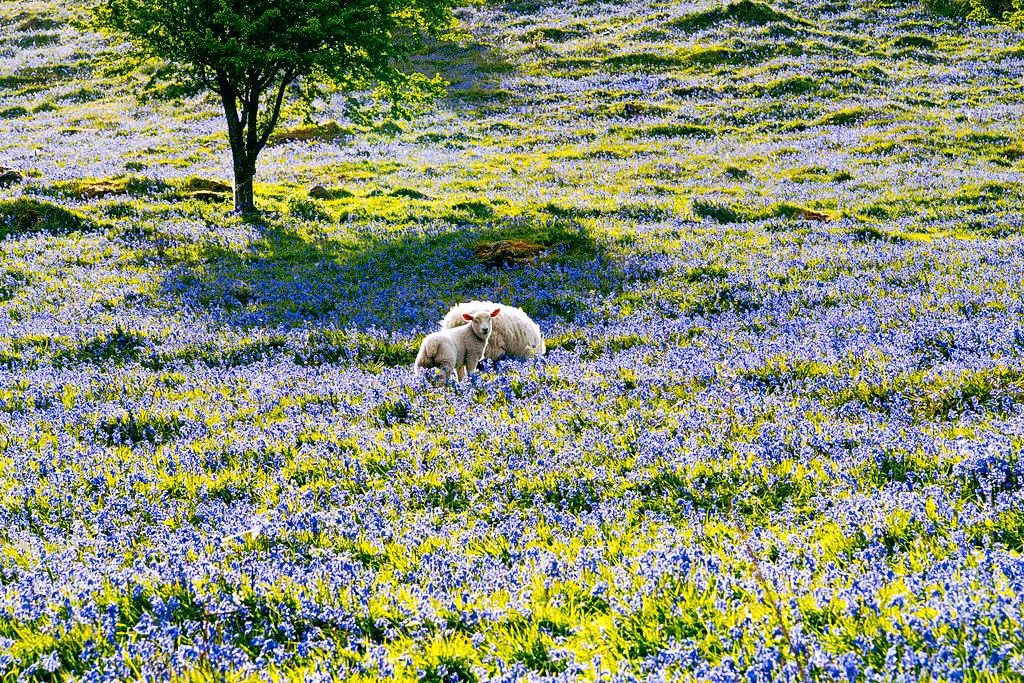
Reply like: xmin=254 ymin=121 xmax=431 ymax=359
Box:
xmin=216 ymin=72 xmax=242 ymax=131
xmin=244 ymin=83 xmax=260 ymax=167
xmin=255 ymin=69 xmax=295 ymax=152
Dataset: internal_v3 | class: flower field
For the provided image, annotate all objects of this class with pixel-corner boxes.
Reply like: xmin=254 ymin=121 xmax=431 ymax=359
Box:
xmin=2 ymin=0 xmax=1024 ymax=679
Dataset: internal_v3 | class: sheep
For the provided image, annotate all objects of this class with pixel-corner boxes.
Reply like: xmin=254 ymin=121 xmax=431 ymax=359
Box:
xmin=415 ymin=308 xmax=500 ymax=381
xmin=441 ymin=300 xmax=545 ymax=363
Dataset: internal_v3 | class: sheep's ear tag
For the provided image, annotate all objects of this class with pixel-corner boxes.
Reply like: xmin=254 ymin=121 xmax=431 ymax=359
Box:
xmin=462 ymin=313 xmax=474 ymax=321
xmin=491 ymin=309 xmax=501 ymax=317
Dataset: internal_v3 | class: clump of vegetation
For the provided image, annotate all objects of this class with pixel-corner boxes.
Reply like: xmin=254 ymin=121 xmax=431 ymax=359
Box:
xmin=595 ymin=101 xmax=675 ymax=119
xmin=753 ymin=75 xmax=818 ymax=97
xmin=671 ymin=0 xmax=811 ymax=30
xmin=816 ymin=106 xmax=877 ymax=126
xmin=268 ymin=121 xmax=352 ymax=146
xmin=723 ymin=164 xmax=752 ymax=179
xmin=890 ymin=35 xmax=937 ymax=50
xmin=522 ymin=25 xmax=583 ymax=42
xmin=624 ymin=123 xmax=714 ymax=139
xmin=786 ymin=165 xmax=853 ymax=182
xmin=849 ymin=224 xmax=908 ymax=243
xmin=0 ymin=106 xmax=30 ymax=119
xmin=604 ymin=52 xmax=691 ymax=71
xmin=14 ymin=13 xmax=62 ymax=31
xmin=389 ymin=187 xmax=431 ymax=200
xmin=54 ymin=175 xmax=167 ymax=200
xmin=739 ymin=355 xmax=833 ymax=391
xmin=450 ymin=200 xmax=496 ymax=220
xmin=56 ymin=327 xmax=149 ymax=365
xmin=179 ymin=177 xmax=232 ymax=193
xmin=475 ymin=216 xmax=598 ymax=263
xmin=0 ymin=198 xmax=92 ymax=238
xmin=692 ymin=199 xmax=831 ymax=222
xmin=287 ymin=197 xmax=332 ymax=222
xmin=685 ymin=45 xmax=744 ymax=66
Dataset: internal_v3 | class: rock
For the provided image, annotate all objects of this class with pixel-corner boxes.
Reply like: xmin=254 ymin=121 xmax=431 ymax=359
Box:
xmin=0 ymin=167 xmax=24 ymax=187
xmin=182 ymin=177 xmax=232 ymax=193
xmin=473 ymin=239 xmax=547 ymax=268
xmin=190 ymin=190 xmax=228 ymax=203
xmin=308 ymin=185 xmax=332 ymax=200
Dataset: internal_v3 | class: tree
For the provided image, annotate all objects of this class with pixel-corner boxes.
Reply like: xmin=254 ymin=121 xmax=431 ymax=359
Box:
xmin=94 ymin=0 xmax=456 ymax=215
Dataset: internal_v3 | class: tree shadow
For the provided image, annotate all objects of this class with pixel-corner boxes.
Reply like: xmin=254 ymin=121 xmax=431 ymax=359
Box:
xmin=160 ymin=213 xmax=622 ymax=337
xmin=409 ymin=37 xmax=518 ymax=109
xmin=494 ymin=0 xmax=567 ymax=14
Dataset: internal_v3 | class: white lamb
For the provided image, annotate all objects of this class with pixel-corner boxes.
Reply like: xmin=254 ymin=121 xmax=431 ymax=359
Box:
xmin=415 ymin=308 xmax=500 ymax=381
xmin=441 ymin=300 xmax=545 ymax=362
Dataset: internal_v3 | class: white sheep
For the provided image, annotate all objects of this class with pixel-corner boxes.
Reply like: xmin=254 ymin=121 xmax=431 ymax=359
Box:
xmin=441 ymin=300 xmax=545 ymax=362
xmin=415 ymin=308 xmax=500 ymax=381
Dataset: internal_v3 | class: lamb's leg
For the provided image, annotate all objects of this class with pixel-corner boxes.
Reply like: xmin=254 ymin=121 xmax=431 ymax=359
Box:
xmin=456 ymin=366 xmax=466 ymax=381
xmin=465 ymin=354 xmax=483 ymax=376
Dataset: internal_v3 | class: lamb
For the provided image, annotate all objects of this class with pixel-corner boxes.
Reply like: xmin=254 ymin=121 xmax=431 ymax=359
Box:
xmin=441 ymin=300 xmax=545 ymax=362
xmin=415 ymin=308 xmax=500 ymax=381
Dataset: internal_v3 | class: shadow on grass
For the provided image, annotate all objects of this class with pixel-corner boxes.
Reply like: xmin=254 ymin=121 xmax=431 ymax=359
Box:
xmin=497 ymin=0 xmax=567 ymax=14
xmin=410 ymin=37 xmax=518 ymax=109
xmin=160 ymin=214 xmax=621 ymax=335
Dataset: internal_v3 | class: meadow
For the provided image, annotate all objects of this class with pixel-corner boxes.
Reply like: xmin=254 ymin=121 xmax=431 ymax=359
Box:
xmin=2 ymin=0 xmax=1024 ymax=679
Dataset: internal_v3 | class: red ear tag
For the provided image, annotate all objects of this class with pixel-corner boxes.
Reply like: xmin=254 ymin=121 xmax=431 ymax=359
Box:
xmin=462 ymin=313 xmax=473 ymax=321
xmin=491 ymin=309 xmax=501 ymax=317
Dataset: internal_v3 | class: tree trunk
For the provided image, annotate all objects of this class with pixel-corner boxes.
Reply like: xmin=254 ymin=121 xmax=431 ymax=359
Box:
xmin=219 ymin=79 xmax=259 ymax=216
xmin=231 ymin=149 xmax=256 ymax=216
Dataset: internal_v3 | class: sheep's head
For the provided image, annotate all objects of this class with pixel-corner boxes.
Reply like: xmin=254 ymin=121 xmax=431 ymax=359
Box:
xmin=463 ymin=309 xmax=500 ymax=338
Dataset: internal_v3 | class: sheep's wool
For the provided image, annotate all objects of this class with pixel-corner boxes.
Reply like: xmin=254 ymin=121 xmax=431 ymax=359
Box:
xmin=441 ymin=301 xmax=546 ymax=361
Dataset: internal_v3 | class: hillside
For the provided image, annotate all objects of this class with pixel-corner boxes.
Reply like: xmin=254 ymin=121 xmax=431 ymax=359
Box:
xmin=2 ymin=0 xmax=1024 ymax=679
